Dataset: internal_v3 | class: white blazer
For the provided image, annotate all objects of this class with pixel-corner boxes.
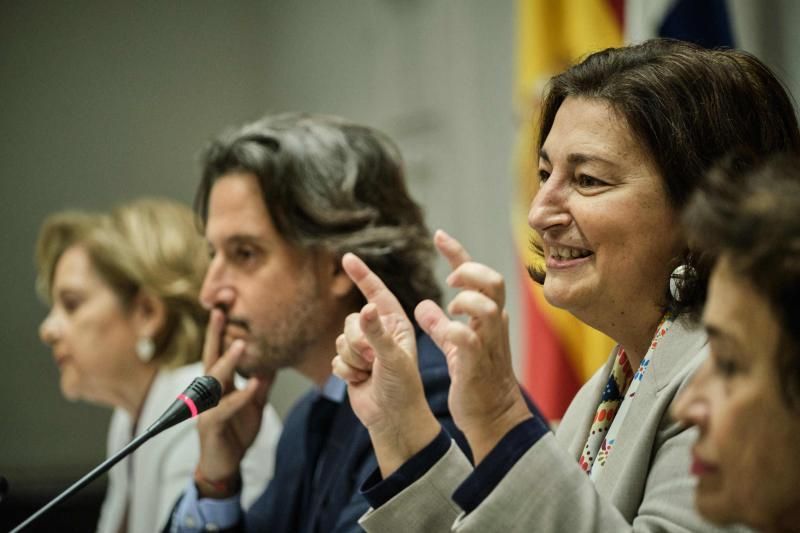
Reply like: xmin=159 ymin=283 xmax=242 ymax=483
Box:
xmin=95 ymin=362 xmax=282 ymax=533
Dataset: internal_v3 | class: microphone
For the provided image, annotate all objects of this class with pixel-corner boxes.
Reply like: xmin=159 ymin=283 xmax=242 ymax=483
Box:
xmin=10 ymin=376 xmax=222 ymax=533
xmin=144 ymin=374 xmax=222 ymax=436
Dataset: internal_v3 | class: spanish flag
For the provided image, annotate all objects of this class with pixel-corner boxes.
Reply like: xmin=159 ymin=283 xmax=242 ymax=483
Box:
xmin=514 ymin=0 xmax=622 ymax=421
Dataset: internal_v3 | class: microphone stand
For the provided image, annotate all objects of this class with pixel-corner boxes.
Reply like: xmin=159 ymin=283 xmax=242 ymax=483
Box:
xmin=10 ymin=428 xmax=156 ymax=533
xmin=10 ymin=375 xmax=221 ymax=532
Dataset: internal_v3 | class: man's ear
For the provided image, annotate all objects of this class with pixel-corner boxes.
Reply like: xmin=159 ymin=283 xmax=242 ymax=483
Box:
xmin=131 ymin=290 xmax=167 ymax=339
xmin=328 ymin=254 xmax=354 ymax=298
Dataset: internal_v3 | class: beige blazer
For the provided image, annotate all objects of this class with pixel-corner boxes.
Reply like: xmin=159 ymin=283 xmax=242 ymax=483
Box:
xmin=359 ymin=319 xmax=750 ymax=532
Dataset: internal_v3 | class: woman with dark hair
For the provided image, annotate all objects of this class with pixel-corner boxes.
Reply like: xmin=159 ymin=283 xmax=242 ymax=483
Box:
xmin=674 ymin=154 xmax=800 ymax=532
xmin=330 ymin=39 xmax=800 ymax=531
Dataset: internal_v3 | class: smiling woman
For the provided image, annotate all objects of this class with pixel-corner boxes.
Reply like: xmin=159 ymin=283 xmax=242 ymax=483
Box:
xmin=331 ymin=38 xmax=800 ymax=532
xmin=531 ymin=97 xmax=683 ymax=358
xmin=675 ymin=154 xmax=800 ymax=532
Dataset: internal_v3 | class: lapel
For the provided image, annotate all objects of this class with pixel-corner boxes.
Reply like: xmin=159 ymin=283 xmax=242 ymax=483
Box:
xmin=559 ymin=347 xmax=617 ymax=460
xmin=558 ymin=319 xmax=706 ymax=465
xmin=131 ymin=369 xmax=170 ymax=510
xmin=274 ymin=396 xmax=314 ymax=532
xmin=304 ymin=395 xmax=366 ymax=525
xmin=645 ymin=318 xmax=707 ymax=393
xmin=592 ymin=318 xmax=706 ymax=489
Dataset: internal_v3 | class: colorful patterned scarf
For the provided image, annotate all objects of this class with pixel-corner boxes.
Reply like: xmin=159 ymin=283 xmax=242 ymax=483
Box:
xmin=579 ymin=315 xmax=672 ymax=477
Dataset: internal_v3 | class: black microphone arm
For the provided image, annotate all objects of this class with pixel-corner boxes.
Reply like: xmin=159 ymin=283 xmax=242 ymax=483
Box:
xmin=10 ymin=376 xmax=222 ymax=533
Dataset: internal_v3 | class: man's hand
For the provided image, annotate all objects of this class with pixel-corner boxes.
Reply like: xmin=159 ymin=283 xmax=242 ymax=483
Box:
xmin=195 ymin=308 xmax=274 ymax=497
xmin=332 ymin=253 xmax=440 ymax=478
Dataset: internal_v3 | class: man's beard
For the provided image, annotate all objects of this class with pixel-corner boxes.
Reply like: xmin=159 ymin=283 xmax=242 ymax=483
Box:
xmin=235 ymin=332 xmax=313 ymax=378
xmin=232 ymin=276 xmax=323 ymax=379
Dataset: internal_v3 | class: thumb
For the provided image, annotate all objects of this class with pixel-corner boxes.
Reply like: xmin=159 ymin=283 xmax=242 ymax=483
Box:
xmin=359 ymin=303 xmax=408 ymax=365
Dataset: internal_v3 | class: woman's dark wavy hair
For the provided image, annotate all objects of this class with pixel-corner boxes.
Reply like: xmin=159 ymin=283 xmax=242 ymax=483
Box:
xmin=529 ymin=38 xmax=800 ymax=320
xmin=195 ymin=112 xmax=441 ymax=318
xmin=684 ymin=153 xmax=800 ymax=410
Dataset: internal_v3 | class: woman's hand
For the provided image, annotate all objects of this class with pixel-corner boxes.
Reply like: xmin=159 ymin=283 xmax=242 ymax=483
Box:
xmin=417 ymin=230 xmax=532 ymax=464
xmin=332 ymin=253 xmax=440 ymax=478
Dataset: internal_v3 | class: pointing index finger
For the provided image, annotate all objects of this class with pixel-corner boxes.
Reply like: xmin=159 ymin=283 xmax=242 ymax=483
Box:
xmin=342 ymin=253 xmax=406 ymax=317
xmin=434 ymin=229 xmax=472 ymax=270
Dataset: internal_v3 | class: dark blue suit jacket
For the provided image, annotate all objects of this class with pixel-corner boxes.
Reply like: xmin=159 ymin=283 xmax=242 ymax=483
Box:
xmin=226 ymin=333 xmax=466 ymax=533
xmin=166 ymin=333 xmax=541 ymax=532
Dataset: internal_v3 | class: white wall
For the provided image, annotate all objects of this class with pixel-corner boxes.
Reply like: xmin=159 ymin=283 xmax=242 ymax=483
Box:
xmin=0 ymin=0 xmax=519 ymax=492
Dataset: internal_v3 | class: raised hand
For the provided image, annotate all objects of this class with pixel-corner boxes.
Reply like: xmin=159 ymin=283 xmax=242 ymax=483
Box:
xmin=195 ymin=308 xmax=273 ymax=497
xmin=332 ymin=253 xmax=440 ymax=477
xmin=415 ymin=230 xmax=532 ymax=463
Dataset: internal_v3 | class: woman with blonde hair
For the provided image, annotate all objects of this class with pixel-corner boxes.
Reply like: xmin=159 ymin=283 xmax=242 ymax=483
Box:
xmin=36 ymin=198 xmax=281 ymax=533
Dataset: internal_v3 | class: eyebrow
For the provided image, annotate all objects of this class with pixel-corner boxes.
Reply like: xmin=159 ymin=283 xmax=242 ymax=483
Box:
xmin=53 ymin=286 xmax=84 ymax=303
xmin=209 ymin=233 xmax=268 ymax=250
xmin=538 ymin=148 xmax=616 ymax=167
xmin=226 ymin=234 xmax=263 ymax=245
xmin=705 ymin=323 xmax=743 ymax=353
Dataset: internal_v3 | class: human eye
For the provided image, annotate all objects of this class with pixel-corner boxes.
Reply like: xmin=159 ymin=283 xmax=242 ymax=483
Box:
xmin=233 ymin=244 xmax=259 ymax=264
xmin=60 ymin=293 xmax=83 ymax=314
xmin=576 ymin=173 xmax=607 ymax=188
xmin=710 ymin=350 xmax=740 ymax=378
xmin=537 ymin=168 xmax=551 ymax=184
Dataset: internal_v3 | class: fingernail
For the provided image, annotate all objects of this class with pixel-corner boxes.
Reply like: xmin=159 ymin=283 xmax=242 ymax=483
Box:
xmin=363 ymin=304 xmax=378 ymax=320
xmin=231 ymin=339 xmax=245 ymax=353
xmin=363 ymin=347 xmax=375 ymax=362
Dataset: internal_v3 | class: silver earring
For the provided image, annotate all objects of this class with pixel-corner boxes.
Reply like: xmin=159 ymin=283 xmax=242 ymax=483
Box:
xmin=136 ymin=337 xmax=155 ymax=363
xmin=669 ymin=265 xmax=695 ymax=302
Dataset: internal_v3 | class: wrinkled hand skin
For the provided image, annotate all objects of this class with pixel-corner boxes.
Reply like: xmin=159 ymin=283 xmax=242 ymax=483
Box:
xmin=332 ymin=230 xmax=532 ymax=471
xmin=418 ymin=230 xmax=532 ymax=464
xmin=332 ymin=253 xmax=440 ymax=478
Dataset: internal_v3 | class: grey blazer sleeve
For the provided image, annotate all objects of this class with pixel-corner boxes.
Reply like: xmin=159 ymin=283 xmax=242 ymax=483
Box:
xmin=358 ymin=321 xmax=752 ymax=533
xmin=358 ymin=442 xmax=470 ymax=532
xmin=450 ymin=428 xmax=741 ymax=532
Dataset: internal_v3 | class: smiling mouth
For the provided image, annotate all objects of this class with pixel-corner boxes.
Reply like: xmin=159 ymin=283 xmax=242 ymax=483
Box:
xmin=547 ymin=245 xmax=594 ymax=265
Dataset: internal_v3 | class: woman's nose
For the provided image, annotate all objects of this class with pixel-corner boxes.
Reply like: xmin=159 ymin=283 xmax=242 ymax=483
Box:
xmin=528 ymin=177 xmax=571 ymax=233
xmin=39 ymin=312 xmax=60 ymax=345
xmin=672 ymin=360 xmax=711 ymax=428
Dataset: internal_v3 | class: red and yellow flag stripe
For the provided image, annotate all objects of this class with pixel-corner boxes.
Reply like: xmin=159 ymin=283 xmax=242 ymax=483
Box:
xmin=514 ymin=0 xmax=623 ymax=420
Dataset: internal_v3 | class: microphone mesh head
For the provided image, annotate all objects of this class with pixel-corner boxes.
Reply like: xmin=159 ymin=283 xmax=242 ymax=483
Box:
xmin=187 ymin=376 xmax=222 ymax=412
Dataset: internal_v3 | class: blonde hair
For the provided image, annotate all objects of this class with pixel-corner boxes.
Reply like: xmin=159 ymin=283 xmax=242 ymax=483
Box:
xmin=36 ymin=198 xmax=209 ymax=368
